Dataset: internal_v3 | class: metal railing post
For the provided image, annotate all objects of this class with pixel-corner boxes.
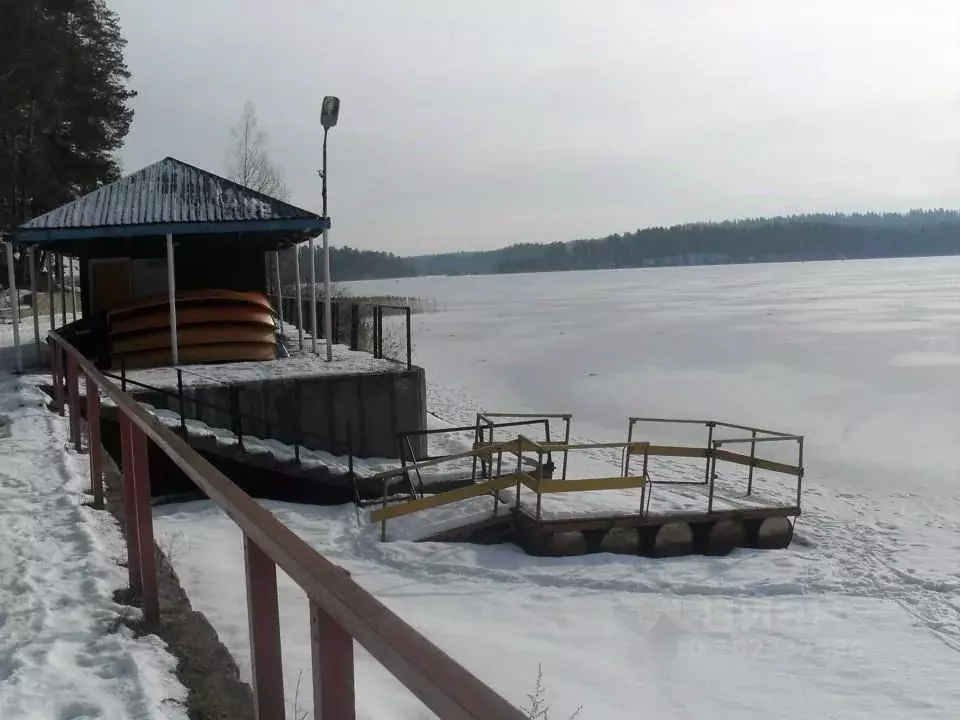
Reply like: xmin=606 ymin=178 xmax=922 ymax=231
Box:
xmin=380 ymin=482 xmax=389 ymax=542
xmin=491 ymin=448 xmax=504 ymax=515
xmin=177 ymin=369 xmax=186 ymax=435
xmin=58 ymin=254 xmax=66 ymax=327
xmin=47 ymin=253 xmax=55 ymax=332
xmin=66 ymin=353 xmax=81 ymax=451
xmin=244 ymin=536 xmax=285 ymax=719
xmin=561 ymin=416 xmax=571 ymax=481
xmin=704 ymin=422 xmax=715 ymax=484
xmin=120 ymin=416 xmax=142 ymax=595
xmin=310 ymin=600 xmax=356 ymax=720
xmin=350 ymin=304 xmax=359 ymax=351
xmin=513 ymin=447 xmax=523 ymax=512
xmin=231 ymin=387 xmax=244 ymax=453
xmin=132 ymin=424 xmax=160 ymax=624
xmin=747 ymin=429 xmax=757 ymax=495
xmin=120 ymin=356 xmax=127 ymax=392
xmin=796 ymin=437 xmax=804 ymax=509
xmin=535 ymin=450 xmax=544 ymax=521
xmin=405 ymin=306 xmax=412 ymax=369
xmin=707 ymin=440 xmax=718 ymax=513
xmin=86 ymin=377 xmax=103 ymax=509
xmin=294 ymin=381 xmax=302 ymax=466
xmin=332 ymin=300 xmax=340 ymax=345
xmin=51 ymin=341 xmax=65 ymax=414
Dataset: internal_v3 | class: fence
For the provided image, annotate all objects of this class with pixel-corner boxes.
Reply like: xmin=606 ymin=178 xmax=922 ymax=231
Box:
xmin=108 ymin=366 xmax=359 ymax=477
xmin=367 ymin=415 xmax=805 ymax=540
xmin=625 ymin=417 xmax=804 ymax=509
xmin=277 ymin=296 xmax=413 ymax=370
xmin=48 ymin=331 xmax=525 ymax=720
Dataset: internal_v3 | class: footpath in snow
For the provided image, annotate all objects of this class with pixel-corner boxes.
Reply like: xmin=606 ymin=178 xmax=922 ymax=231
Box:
xmin=0 ymin=362 xmax=186 ymax=719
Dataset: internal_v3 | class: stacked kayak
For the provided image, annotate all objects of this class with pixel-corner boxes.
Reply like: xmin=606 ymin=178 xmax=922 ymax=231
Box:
xmin=108 ymin=290 xmax=277 ymax=369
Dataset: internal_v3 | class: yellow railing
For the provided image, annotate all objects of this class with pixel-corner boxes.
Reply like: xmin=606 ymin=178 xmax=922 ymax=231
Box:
xmin=370 ymin=419 xmax=805 ymax=540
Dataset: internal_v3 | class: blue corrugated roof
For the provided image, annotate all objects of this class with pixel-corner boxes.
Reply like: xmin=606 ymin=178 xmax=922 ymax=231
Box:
xmin=17 ymin=157 xmax=327 ymax=243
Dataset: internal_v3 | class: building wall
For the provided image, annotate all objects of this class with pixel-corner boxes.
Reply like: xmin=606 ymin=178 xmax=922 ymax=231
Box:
xmin=79 ymin=234 xmax=272 ymax=316
xmin=136 ymin=366 xmax=428 ymax=460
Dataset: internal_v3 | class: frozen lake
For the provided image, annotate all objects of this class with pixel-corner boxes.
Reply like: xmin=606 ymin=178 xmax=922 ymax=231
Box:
xmin=149 ymin=257 xmax=960 ymax=719
xmin=352 ymin=257 xmax=960 ymax=498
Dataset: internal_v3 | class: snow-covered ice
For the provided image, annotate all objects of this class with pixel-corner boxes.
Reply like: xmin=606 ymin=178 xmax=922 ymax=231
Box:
xmin=152 ymin=258 xmax=960 ymax=718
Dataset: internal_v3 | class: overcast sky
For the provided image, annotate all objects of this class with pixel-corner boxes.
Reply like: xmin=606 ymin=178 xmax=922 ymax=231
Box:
xmin=111 ymin=0 xmax=959 ymax=255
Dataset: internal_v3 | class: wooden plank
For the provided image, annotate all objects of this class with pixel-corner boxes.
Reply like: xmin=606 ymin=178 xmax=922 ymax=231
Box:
xmin=538 ymin=441 xmax=649 ymax=452
xmin=370 ymin=440 xmax=519 ymax=483
xmin=517 ymin=471 xmax=539 ymax=492
xmin=537 ymin=476 xmax=647 ymax=493
xmin=713 ymin=449 xmax=802 ymax=476
xmin=643 ymin=445 xmax=709 ymax=459
xmin=370 ymin=474 xmax=519 ymax=522
xmin=516 ymin=435 xmax=543 ymax=453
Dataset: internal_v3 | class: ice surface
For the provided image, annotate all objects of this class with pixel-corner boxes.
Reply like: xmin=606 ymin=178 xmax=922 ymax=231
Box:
xmin=154 ymin=258 xmax=960 ymax=717
xmin=10 ymin=258 xmax=960 ymax=717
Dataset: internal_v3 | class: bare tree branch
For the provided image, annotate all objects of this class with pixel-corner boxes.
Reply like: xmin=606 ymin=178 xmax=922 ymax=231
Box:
xmin=225 ymin=100 xmax=290 ymax=200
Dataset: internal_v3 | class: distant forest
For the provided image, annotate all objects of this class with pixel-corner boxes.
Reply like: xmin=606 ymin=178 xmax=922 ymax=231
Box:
xmin=317 ymin=209 xmax=960 ymax=281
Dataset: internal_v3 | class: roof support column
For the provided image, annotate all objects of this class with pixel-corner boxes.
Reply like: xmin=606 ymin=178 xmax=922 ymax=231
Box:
xmin=58 ymin=254 xmax=66 ymax=327
xmin=28 ymin=247 xmax=40 ymax=363
xmin=309 ymin=233 xmax=318 ymax=354
xmin=273 ymin=251 xmax=284 ymax=340
xmin=5 ymin=241 xmax=22 ymax=373
xmin=293 ymin=244 xmax=303 ymax=350
xmin=47 ymin=253 xmax=54 ymax=331
xmin=166 ymin=233 xmax=179 ymax=365
xmin=69 ymin=256 xmax=77 ymax=321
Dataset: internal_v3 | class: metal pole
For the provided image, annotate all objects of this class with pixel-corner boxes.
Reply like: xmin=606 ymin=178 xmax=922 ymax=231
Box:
xmin=405 ymin=306 xmax=412 ymax=369
xmin=309 ymin=234 xmax=318 ymax=354
xmin=5 ymin=242 xmax=22 ymax=373
xmin=294 ymin=244 xmax=304 ymax=350
xmin=747 ymin=429 xmax=757 ymax=496
xmin=69 ymin=256 xmax=77 ymax=321
xmin=796 ymin=438 xmax=804 ymax=509
xmin=704 ymin=422 xmax=714 ymax=484
xmin=708 ymin=441 xmax=718 ymax=513
xmin=166 ymin=234 xmax=179 ymax=365
xmin=322 ymin=127 xmax=334 ymax=362
xmin=58 ymin=254 xmax=66 ymax=327
xmin=47 ymin=253 xmax=54 ymax=331
xmin=29 ymin=247 xmax=40 ymax=363
xmin=273 ymin=250 xmax=284 ymax=339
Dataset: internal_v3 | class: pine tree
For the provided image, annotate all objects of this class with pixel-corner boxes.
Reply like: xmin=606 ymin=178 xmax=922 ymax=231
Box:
xmin=0 ymin=0 xmax=136 ymax=232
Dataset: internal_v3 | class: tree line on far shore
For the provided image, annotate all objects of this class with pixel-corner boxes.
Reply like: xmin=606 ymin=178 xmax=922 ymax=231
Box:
xmin=323 ymin=209 xmax=960 ymax=281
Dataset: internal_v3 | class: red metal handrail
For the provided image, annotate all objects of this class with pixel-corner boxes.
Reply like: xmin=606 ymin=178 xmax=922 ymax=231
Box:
xmin=48 ymin=332 xmax=525 ymax=720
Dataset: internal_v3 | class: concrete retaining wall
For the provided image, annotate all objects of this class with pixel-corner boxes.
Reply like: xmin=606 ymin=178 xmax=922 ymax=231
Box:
xmin=134 ymin=366 xmax=427 ymax=459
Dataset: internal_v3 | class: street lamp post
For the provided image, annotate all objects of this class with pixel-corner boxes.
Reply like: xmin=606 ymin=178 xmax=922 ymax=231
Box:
xmin=319 ymin=95 xmax=340 ymax=362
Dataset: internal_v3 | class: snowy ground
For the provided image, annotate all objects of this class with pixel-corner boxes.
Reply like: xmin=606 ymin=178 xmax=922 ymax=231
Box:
xmin=149 ymin=258 xmax=960 ymax=718
xmin=0 ymin=328 xmax=187 ymax=718
xmin=126 ymin=337 xmax=399 ymax=391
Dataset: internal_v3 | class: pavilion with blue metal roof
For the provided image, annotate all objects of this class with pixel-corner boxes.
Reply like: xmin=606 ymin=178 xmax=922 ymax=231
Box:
xmin=7 ymin=157 xmax=328 ymax=368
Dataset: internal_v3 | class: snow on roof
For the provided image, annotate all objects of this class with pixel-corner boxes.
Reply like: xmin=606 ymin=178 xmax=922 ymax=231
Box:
xmin=18 ymin=157 xmax=323 ymax=237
